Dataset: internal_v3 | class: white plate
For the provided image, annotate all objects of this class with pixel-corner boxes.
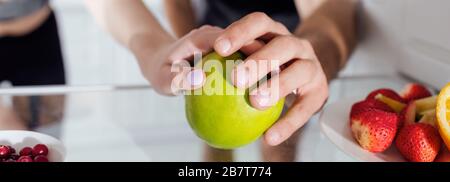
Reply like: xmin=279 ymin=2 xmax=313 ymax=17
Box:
xmin=319 ymin=98 xmax=405 ymax=162
xmin=0 ymin=130 xmax=66 ymax=162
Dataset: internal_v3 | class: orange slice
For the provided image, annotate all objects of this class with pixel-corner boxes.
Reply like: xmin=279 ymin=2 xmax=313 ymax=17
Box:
xmin=436 ymin=83 xmax=450 ymax=150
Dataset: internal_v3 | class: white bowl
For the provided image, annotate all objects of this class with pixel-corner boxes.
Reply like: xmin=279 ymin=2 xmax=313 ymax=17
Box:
xmin=0 ymin=130 xmax=66 ymax=162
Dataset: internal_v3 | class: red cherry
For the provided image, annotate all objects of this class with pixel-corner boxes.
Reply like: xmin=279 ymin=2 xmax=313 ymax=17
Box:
xmin=19 ymin=147 xmax=33 ymax=156
xmin=7 ymin=146 xmax=16 ymax=154
xmin=32 ymin=144 xmax=49 ymax=156
xmin=0 ymin=145 xmax=11 ymax=158
xmin=17 ymin=156 xmax=33 ymax=162
xmin=34 ymin=155 xmax=49 ymax=162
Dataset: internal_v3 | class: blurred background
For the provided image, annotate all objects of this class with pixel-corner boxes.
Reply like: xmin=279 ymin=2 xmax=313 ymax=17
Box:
xmin=53 ymin=0 xmax=160 ymax=86
xmin=52 ymin=0 xmax=398 ymax=86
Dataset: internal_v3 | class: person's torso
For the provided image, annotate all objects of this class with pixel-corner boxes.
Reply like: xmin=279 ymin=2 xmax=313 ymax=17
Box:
xmin=0 ymin=0 xmax=51 ymax=37
xmin=201 ymin=0 xmax=300 ymax=32
xmin=0 ymin=0 xmax=48 ymax=21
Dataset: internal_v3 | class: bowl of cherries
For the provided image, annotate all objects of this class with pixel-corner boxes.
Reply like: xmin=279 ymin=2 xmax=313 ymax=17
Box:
xmin=0 ymin=130 xmax=66 ymax=162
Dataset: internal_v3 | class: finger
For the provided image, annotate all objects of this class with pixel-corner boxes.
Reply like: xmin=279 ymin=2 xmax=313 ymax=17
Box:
xmin=232 ymin=36 xmax=309 ymax=89
xmin=249 ymin=60 xmax=317 ymax=110
xmin=264 ymin=91 xmax=326 ymax=146
xmin=240 ymin=39 xmax=265 ymax=55
xmin=170 ymin=67 xmax=205 ymax=94
xmin=214 ymin=12 xmax=290 ymax=56
xmin=169 ymin=25 xmax=224 ymax=62
xmin=153 ymin=58 xmax=206 ymax=96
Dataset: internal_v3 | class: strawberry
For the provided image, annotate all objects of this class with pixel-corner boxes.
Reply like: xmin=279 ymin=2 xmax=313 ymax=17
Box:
xmin=350 ymin=99 xmax=394 ymax=118
xmin=350 ymin=110 xmax=398 ymax=152
xmin=395 ymin=123 xmax=441 ymax=162
xmin=401 ymin=83 xmax=432 ymax=102
xmin=366 ymin=88 xmax=405 ymax=103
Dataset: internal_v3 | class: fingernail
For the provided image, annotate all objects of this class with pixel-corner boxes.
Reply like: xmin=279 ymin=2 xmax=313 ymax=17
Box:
xmin=235 ymin=67 xmax=248 ymax=88
xmin=187 ymin=69 xmax=204 ymax=86
xmin=216 ymin=38 xmax=231 ymax=54
xmin=256 ymin=90 xmax=271 ymax=107
xmin=267 ymin=131 xmax=280 ymax=145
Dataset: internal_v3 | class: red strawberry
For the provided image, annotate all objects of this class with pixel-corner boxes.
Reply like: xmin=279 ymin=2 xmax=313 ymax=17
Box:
xmin=350 ymin=99 xmax=394 ymax=118
xmin=401 ymin=83 xmax=432 ymax=102
xmin=366 ymin=88 xmax=405 ymax=103
xmin=350 ymin=110 xmax=398 ymax=152
xmin=395 ymin=123 xmax=441 ymax=162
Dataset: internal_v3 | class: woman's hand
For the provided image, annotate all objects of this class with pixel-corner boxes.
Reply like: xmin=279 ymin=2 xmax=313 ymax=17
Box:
xmin=214 ymin=12 xmax=329 ymax=146
xmin=133 ymin=25 xmax=224 ymax=95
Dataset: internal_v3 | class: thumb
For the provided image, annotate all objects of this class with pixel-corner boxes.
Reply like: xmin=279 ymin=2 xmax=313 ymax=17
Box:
xmin=170 ymin=67 xmax=205 ymax=95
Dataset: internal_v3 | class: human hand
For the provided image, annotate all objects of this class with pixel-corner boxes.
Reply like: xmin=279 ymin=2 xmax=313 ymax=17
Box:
xmin=136 ymin=25 xmax=224 ymax=95
xmin=214 ymin=12 xmax=329 ymax=146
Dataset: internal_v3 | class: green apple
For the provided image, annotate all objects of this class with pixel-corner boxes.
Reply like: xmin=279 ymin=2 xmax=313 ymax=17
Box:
xmin=185 ymin=51 xmax=285 ymax=149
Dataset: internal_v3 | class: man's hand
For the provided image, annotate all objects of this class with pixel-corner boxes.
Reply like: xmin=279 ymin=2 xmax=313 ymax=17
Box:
xmin=214 ymin=12 xmax=329 ymax=146
xmin=136 ymin=25 xmax=224 ymax=95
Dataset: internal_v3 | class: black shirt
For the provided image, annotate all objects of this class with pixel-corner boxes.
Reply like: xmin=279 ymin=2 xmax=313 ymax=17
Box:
xmin=201 ymin=0 xmax=300 ymax=32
